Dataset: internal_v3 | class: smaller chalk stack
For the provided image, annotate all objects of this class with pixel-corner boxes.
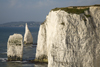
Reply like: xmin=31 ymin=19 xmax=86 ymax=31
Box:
xmin=24 ymin=23 xmax=33 ymax=44
xmin=7 ymin=34 xmax=23 ymax=61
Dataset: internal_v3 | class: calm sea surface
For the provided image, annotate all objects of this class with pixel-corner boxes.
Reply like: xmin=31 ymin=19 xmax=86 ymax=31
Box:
xmin=0 ymin=27 xmax=47 ymax=67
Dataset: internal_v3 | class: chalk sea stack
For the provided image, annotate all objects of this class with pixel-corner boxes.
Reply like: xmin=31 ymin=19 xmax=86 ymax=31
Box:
xmin=36 ymin=5 xmax=100 ymax=67
xmin=7 ymin=34 xmax=23 ymax=61
xmin=24 ymin=23 xmax=33 ymax=44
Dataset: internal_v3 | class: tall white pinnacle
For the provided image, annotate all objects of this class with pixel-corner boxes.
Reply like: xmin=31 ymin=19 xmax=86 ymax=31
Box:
xmin=24 ymin=23 xmax=33 ymax=44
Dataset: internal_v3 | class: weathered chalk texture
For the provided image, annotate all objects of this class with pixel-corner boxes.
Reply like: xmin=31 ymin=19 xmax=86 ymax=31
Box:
xmin=7 ymin=34 xmax=23 ymax=61
xmin=36 ymin=6 xmax=100 ymax=67
xmin=24 ymin=23 xmax=33 ymax=44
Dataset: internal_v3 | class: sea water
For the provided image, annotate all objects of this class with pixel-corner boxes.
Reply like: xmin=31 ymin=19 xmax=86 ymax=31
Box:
xmin=0 ymin=27 xmax=47 ymax=67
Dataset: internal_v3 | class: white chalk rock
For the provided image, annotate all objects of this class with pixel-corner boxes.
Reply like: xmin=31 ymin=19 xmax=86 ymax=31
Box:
xmin=24 ymin=23 xmax=33 ymax=44
xmin=7 ymin=34 xmax=23 ymax=61
xmin=36 ymin=6 xmax=100 ymax=67
xmin=36 ymin=24 xmax=47 ymax=59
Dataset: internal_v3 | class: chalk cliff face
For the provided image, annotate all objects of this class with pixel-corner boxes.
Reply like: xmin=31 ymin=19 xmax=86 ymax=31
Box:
xmin=24 ymin=23 xmax=33 ymax=44
xmin=36 ymin=6 xmax=100 ymax=67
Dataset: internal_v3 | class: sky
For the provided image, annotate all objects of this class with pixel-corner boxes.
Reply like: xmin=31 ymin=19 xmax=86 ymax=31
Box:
xmin=0 ymin=0 xmax=100 ymax=24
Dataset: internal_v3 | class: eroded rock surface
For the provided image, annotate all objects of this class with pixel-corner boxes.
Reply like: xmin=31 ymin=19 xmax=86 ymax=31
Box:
xmin=24 ymin=23 xmax=33 ymax=44
xmin=36 ymin=6 xmax=100 ymax=67
xmin=7 ymin=34 xmax=23 ymax=61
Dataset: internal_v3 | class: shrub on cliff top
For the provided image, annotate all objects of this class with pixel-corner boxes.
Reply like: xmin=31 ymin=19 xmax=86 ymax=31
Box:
xmin=52 ymin=7 xmax=89 ymax=14
xmin=93 ymin=4 xmax=100 ymax=6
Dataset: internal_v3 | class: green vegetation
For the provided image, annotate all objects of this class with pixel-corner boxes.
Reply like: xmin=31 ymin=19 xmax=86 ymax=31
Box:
xmin=35 ymin=59 xmax=48 ymax=63
xmin=41 ymin=20 xmax=46 ymax=25
xmin=30 ymin=55 xmax=48 ymax=63
xmin=93 ymin=4 xmax=100 ymax=6
xmin=30 ymin=59 xmax=48 ymax=63
xmin=52 ymin=7 xmax=89 ymax=14
xmin=85 ymin=15 xmax=91 ymax=17
xmin=52 ymin=4 xmax=100 ymax=14
xmin=73 ymin=7 xmax=77 ymax=9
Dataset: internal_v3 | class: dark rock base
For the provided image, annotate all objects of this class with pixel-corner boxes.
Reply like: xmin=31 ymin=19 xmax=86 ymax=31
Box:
xmin=8 ymin=56 xmax=22 ymax=61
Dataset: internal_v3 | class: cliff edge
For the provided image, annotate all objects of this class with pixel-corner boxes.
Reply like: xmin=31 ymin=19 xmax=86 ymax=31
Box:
xmin=36 ymin=5 xmax=100 ymax=67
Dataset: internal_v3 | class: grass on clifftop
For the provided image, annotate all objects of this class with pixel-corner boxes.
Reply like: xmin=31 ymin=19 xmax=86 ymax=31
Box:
xmin=93 ymin=4 xmax=100 ymax=6
xmin=52 ymin=4 xmax=100 ymax=14
xmin=52 ymin=7 xmax=89 ymax=14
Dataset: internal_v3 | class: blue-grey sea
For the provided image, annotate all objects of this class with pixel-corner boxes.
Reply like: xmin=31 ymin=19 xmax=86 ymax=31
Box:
xmin=0 ymin=27 xmax=47 ymax=67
